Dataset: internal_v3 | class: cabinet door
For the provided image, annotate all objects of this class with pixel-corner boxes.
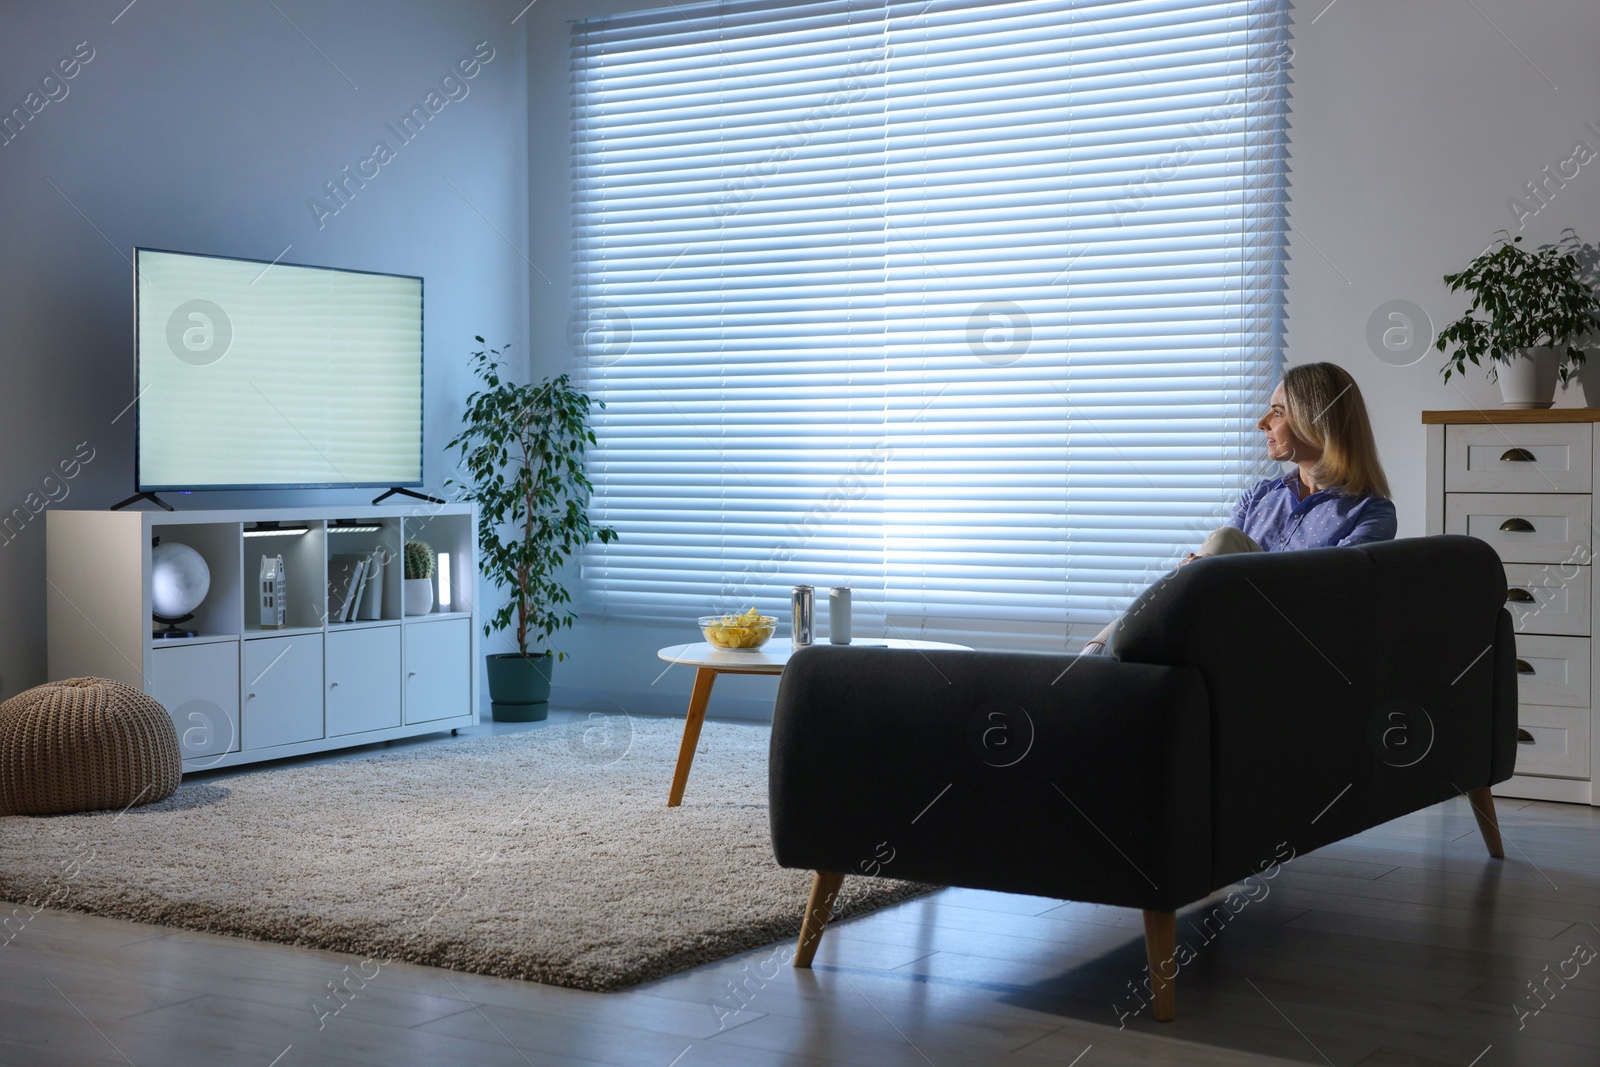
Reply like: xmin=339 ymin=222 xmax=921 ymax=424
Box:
xmin=150 ymin=641 xmax=241 ymax=764
xmin=327 ymin=626 xmax=402 ymax=736
xmin=242 ymin=634 xmax=325 ymax=749
xmin=404 ymin=618 xmax=470 ymax=724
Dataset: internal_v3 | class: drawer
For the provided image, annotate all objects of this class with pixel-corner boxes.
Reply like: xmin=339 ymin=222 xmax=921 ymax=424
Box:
xmin=1513 ymin=634 xmax=1590 ymax=708
xmin=1446 ymin=423 xmax=1592 ymax=493
xmin=1503 ymin=563 xmax=1592 ymax=636
xmin=1445 ymin=493 xmax=1591 ymax=564
xmin=1515 ymin=704 xmax=1590 ymax=779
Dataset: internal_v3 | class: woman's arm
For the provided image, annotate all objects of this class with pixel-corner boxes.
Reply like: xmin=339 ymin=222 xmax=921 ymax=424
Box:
xmin=1335 ymin=497 xmax=1398 ymax=546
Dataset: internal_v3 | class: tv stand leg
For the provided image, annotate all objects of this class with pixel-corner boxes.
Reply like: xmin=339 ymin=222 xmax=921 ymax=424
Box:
xmin=371 ymin=487 xmax=447 ymax=506
xmin=110 ymin=491 xmax=174 ymax=512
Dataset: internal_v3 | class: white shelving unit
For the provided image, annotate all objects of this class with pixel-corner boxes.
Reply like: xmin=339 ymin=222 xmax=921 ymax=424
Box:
xmin=46 ymin=503 xmax=477 ymax=773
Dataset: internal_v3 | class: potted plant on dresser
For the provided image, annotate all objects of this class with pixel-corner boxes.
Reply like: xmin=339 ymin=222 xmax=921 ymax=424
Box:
xmin=403 ymin=538 xmax=435 ymax=615
xmin=447 ymin=337 xmax=618 ymax=722
xmin=1435 ymin=232 xmax=1600 ymax=408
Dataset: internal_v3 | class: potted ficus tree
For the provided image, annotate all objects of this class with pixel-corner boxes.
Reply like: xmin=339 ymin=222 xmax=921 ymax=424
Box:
xmin=1435 ymin=232 xmax=1600 ymax=408
xmin=446 ymin=337 xmax=618 ymax=722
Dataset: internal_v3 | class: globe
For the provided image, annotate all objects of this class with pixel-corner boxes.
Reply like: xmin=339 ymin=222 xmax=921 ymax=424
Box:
xmin=151 ymin=542 xmax=211 ymax=619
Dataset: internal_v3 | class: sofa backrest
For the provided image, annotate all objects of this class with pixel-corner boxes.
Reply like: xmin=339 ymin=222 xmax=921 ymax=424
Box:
xmin=1111 ymin=534 xmax=1517 ymax=887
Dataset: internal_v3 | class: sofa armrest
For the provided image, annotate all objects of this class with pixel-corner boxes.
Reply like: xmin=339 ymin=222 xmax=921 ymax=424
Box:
xmin=1489 ymin=607 xmax=1519 ymax=785
xmin=769 ymin=646 xmax=1212 ymax=913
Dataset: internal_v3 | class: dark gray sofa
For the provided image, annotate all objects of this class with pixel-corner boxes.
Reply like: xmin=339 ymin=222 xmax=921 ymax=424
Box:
xmin=768 ymin=535 xmax=1517 ymax=1021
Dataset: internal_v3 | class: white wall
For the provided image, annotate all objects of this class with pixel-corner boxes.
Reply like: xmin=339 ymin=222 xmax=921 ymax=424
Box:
xmin=1285 ymin=0 xmax=1600 ymax=533
xmin=0 ymin=0 xmax=528 ymax=700
xmin=534 ymin=0 xmax=1600 ymax=721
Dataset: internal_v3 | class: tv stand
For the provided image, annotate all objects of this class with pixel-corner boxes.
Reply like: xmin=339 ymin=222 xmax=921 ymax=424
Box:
xmin=111 ymin=491 xmax=175 ymax=512
xmin=371 ymin=487 xmax=446 ymax=506
xmin=47 ymin=504 xmax=478 ymax=773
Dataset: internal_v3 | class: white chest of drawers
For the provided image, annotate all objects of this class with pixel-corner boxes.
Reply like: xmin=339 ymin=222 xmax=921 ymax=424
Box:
xmin=1425 ymin=411 xmax=1600 ymax=805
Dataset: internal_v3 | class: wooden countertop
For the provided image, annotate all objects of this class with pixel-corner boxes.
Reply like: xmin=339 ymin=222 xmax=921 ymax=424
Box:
xmin=1421 ymin=409 xmax=1600 ymax=424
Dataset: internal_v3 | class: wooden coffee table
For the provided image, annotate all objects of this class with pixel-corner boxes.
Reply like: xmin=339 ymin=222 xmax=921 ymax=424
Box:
xmin=657 ymin=637 xmax=970 ymax=806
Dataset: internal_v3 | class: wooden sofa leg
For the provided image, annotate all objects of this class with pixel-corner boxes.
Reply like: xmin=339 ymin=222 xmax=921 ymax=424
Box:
xmin=794 ymin=871 xmax=844 ymax=968
xmin=1143 ymin=909 xmax=1176 ymax=1022
xmin=1467 ymin=786 xmax=1505 ymax=859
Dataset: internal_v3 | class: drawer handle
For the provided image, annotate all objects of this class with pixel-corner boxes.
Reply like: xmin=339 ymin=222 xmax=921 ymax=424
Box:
xmin=1506 ymin=588 xmax=1537 ymax=603
xmin=1516 ymin=659 xmax=1536 ymax=675
xmin=1500 ymin=447 xmax=1537 ymax=462
xmin=1499 ymin=518 xmax=1536 ymax=533
xmin=1517 ymin=728 xmax=1536 ymax=744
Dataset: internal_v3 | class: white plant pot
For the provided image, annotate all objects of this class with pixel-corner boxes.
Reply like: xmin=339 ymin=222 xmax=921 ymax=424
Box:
xmin=1497 ymin=347 xmax=1560 ymax=409
xmin=404 ymin=577 xmax=434 ymax=615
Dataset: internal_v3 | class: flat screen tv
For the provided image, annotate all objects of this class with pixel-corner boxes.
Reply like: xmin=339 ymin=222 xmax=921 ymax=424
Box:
xmin=134 ymin=247 xmax=424 ymax=491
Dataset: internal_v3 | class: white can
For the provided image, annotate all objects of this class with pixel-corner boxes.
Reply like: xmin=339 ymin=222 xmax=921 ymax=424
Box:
xmin=828 ymin=586 xmax=852 ymax=644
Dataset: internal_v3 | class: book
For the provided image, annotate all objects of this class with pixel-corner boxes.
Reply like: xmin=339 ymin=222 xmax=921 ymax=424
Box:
xmin=327 ymin=554 xmax=367 ymax=624
xmin=356 ymin=548 xmax=384 ymax=620
xmin=344 ymin=559 xmax=369 ymax=622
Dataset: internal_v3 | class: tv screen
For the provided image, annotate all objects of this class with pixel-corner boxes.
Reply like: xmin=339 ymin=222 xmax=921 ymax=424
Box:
xmin=135 ymin=248 xmax=423 ymax=491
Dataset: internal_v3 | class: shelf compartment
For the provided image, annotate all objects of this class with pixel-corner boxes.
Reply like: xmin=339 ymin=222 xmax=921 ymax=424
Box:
xmin=243 ymin=521 xmax=326 ymax=630
xmin=150 ymin=522 xmax=242 ymax=639
xmin=400 ymin=512 xmax=474 ymax=617
xmin=326 ymin=517 xmax=404 ymax=622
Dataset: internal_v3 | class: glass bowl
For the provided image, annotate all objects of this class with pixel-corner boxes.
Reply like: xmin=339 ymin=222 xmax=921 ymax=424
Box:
xmin=699 ymin=613 xmax=778 ymax=650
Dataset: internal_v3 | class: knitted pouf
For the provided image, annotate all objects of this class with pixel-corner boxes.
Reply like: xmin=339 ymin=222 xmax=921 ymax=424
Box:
xmin=0 ymin=677 xmax=182 ymax=816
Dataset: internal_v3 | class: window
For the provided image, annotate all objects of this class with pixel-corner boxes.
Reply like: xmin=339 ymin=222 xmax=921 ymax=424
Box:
xmin=572 ymin=0 xmax=1289 ymax=650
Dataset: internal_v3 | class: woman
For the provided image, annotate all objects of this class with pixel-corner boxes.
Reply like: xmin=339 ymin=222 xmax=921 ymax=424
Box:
xmin=1085 ymin=362 xmax=1395 ymax=653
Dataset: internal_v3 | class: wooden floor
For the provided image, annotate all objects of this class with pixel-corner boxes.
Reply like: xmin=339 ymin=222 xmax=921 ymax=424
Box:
xmin=3 ymin=712 xmax=1598 ymax=1066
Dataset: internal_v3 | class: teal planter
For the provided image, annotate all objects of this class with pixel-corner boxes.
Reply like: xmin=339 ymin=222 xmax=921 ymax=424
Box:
xmin=486 ymin=652 xmax=553 ymax=722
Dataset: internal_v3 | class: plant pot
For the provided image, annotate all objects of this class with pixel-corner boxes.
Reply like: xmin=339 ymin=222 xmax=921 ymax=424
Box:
xmin=1498 ymin=347 xmax=1560 ymax=409
xmin=403 ymin=577 xmax=434 ymax=615
xmin=486 ymin=652 xmax=552 ymax=722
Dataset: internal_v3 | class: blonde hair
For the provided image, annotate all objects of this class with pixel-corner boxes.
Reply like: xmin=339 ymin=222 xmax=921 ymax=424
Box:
xmin=1281 ymin=362 xmax=1390 ymax=499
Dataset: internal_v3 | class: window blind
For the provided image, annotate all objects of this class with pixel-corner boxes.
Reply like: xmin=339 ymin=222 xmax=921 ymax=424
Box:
xmin=571 ymin=0 xmax=1289 ymax=650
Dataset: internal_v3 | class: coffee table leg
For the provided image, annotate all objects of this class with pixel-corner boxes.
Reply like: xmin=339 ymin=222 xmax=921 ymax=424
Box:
xmin=668 ymin=667 xmax=717 ymax=806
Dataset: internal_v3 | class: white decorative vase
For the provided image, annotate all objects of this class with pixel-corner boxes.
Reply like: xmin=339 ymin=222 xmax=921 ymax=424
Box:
xmin=1497 ymin=347 xmax=1560 ymax=409
xmin=404 ymin=577 xmax=434 ymax=615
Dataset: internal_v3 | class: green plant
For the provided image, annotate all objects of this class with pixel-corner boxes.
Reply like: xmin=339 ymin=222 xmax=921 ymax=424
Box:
xmin=446 ymin=337 xmax=618 ymax=658
xmin=1435 ymin=232 xmax=1600 ymax=384
xmin=403 ymin=539 xmax=435 ymax=580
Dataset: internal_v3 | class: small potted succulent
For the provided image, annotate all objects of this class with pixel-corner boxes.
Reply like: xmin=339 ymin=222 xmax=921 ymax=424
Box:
xmin=403 ymin=538 xmax=435 ymax=615
xmin=446 ymin=338 xmax=617 ymax=721
xmin=1435 ymin=232 xmax=1600 ymax=408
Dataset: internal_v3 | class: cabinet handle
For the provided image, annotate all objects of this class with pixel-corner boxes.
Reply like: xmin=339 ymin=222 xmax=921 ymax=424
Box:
xmin=1517 ymin=728 xmax=1536 ymax=744
xmin=1506 ymin=588 xmax=1537 ymax=603
xmin=329 ymin=681 xmax=340 ymax=688
xmin=407 ymin=671 xmax=417 ymax=679
xmin=1516 ymin=659 xmax=1536 ymax=674
xmin=1499 ymin=447 xmax=1537 ymax=462
xmin=1499 ymin=518 xmax=1535 ymax=532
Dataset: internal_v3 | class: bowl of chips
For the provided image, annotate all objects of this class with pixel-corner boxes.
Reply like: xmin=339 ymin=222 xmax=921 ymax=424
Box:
xmin=700 ymin=609 xmax=778 ymax=650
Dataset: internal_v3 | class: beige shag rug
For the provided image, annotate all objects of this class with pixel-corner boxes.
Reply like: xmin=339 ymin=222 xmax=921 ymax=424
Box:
xmin=0 ymin=717 xmax=930 ymax=991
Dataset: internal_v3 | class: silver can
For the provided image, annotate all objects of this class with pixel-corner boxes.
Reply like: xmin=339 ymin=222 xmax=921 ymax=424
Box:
xmin=828 ymin=586 xmax=852 ymax=644
xmin=791 ymin=585 xmax=815 ymax=647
